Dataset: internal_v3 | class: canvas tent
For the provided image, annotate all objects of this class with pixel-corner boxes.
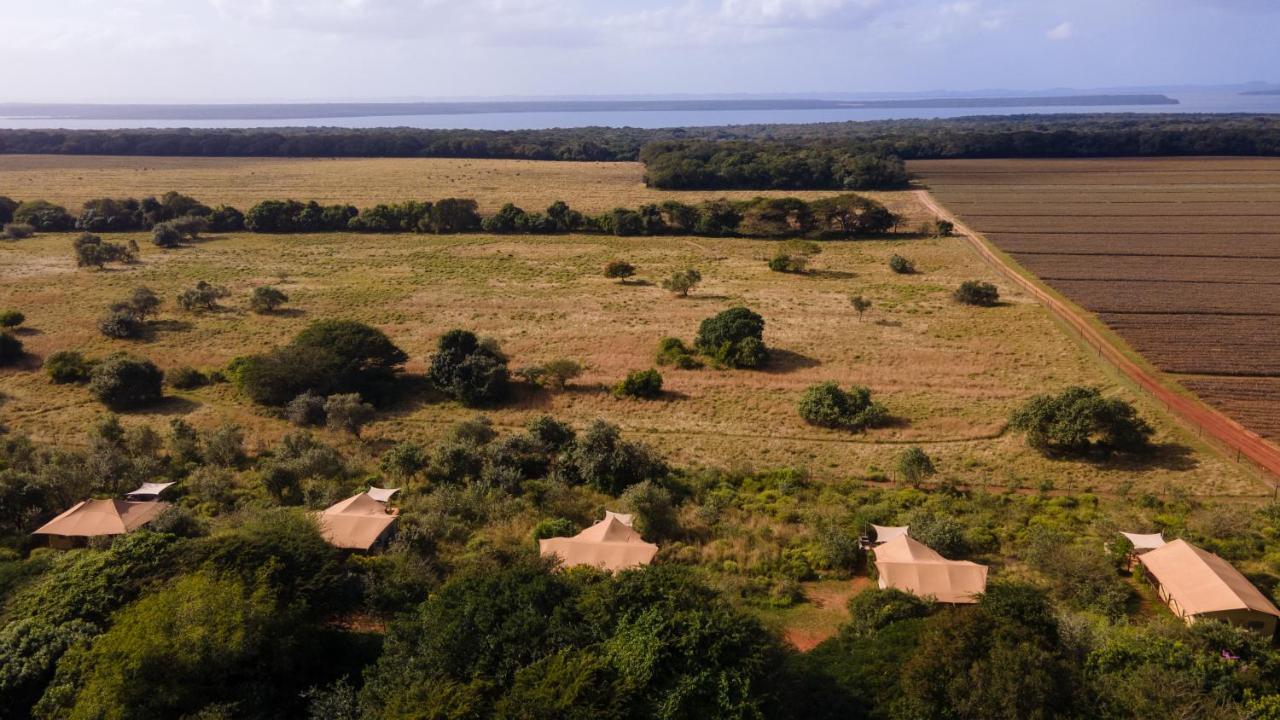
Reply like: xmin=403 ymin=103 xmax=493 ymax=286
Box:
xmin=539 ymin=514 xmax=658 ymax=572
xmin=604 ymin=511 xmax=634 ymax=527
xmin=318 ymin=492 xmax=399 ymax=551
xmin=366 ymin=487 xmax=400 ymax=503
xmin=125 ymin=481 xmax=176 ymax=501
xmin=870 ymin=524 xmax=909 ymax=545
xmin=1120 ymin=531 xmax=1166 ymax=553
xmin=1138 ymin=539 xmax=1280 ymax=635
xmin=872 ymin=535 xmax=988 ymax=604
xmin=33 ymin=499 xmax=169 ymax=548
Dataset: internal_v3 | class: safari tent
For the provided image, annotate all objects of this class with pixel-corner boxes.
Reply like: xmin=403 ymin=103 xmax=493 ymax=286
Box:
xmin=317 ymin=492 xmax=399 ymax=551
xmin=872 ymin=535 xmax=988 ymax=604
xmin=539 ymin=513 xmax=658 ymax=572
xmin=32 ymin=499 xmax=169 ymax=549
xmin=1138 ymin=539 xmax=1280 ymax=635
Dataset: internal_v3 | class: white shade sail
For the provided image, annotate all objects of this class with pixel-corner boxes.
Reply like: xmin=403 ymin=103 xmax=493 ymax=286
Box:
xmin=366 ymin=487 xmax=400 ymax=503
xmin=125 ymin=481 xmax=176 ymax=498
xmin=1120 ymin=531 xmax=1167 ymax=551
xmin=871 ymin=524 xmax=909 ymax=544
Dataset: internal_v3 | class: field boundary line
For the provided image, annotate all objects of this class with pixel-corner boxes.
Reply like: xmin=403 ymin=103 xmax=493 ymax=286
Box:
xmin=918 ymin=189 xmax=1280 ymax=485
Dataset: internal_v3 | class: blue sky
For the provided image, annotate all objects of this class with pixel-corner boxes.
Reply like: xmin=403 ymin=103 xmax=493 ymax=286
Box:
xmin=6 ymin=0 xmax=1279 ymax=102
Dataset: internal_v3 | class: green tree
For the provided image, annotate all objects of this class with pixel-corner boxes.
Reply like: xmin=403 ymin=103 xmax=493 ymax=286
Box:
xmin=888 ymin=254 xmax=915 ymax=274
xmin=88 ymin=354 xmax=164 ymax=409
xmin=895 ymin=446 xmax=936 ymax=486
xmin=44 ymin=350 xmax=92 ymax=384
xmin=604 ymin=259 xmax=635 ymax=283
xmin=694 ymin=307 xmax=768 ymax=369
xmin=954 ymin=280 xmax=999 ymax=307
xmin=849 ymin=294 xmax=871 ymax=321
xmin=564 ymin=420 xmax=668 ymax=495
xmin=0 ymin=310 xmax=24 ymax=328
xmin=428 ymin=329 xmax=510 ymax=407
xmin=1009 ymin=386 xmax=1153 ymax=457
xmin=323 ymin=393 xmax=376 ymax=437
xmin=619 ymin=479 xmax=678 ymax=540
xmin=612 ymin=369 xmax=663 ymax=399
xmin=661 ymin=268 xmax=702 ymax=297
xmin=797 ymin=382 xmax=887 ymax=431
xmin=249 ymin=286 xmax=289 ymax=314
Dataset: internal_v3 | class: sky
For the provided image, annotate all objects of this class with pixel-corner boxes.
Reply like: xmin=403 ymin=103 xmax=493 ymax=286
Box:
xmin=5 ymin=0 xmax=1279 ymax=102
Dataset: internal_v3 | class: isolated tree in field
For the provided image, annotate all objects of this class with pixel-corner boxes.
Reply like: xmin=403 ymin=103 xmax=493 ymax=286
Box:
xmin=604 ymin=259 xmax=636 ymax=283
xmin=0 ymin=332 xmax=23 ymax=366
xmin=896 ymin=446 xmax=936 ymax=486
xmin=73 ymin=233 xmax=130 ymax=269
xmin=695 ymin=306 xmax=767 ymax=369
xmin=954 ymin=280 xmax=1000 ymax=307
xmin=519 ymin=358 xmax=582 ymax=391
xmin=124 ymin=287 xmax=162 ymax=322
xmin=1009 ymin=386 xmax=1153 ymax=457
xmin=662 ymin=268 xmax=702 ymax=297
xmin=98 ymin=309 xmax=145 ymax=340
xmin=324 ymin=393 xmax=376 ymax=436
xmin=249 ymin=286 xmax=289 ymax=314
xmin=0 ymin=310 xmax=24 ymax=328
xmin=428 ymin=329 xmax=510 ymax=406
xmin=45 ymin=350 xmax=92 ymax=383
xmin=889 ymin=254 xmax=915 ymax=274
xmin=798 ymin=381 xmax=887 ymax=431
xmin=177 ymin=281 xmax=230 ymax=312
xmin=613 ymin=368 xmax=663 ymax=399
xmin=849 ymin=294 xmax=872 ymax=321
xmin=151 ymin=222 xmax=183 ymax=248
xmin=2 ymin=223 xmax=35 ymax=240
xmin=235 ymin=320 xmax=407 ymax=406
xmin=89 ymin=353 xmax=164 ymax=409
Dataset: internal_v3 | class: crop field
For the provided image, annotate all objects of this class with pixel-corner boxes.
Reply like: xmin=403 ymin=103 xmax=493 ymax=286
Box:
xmin=914 ymin=156 xmax=1280 ymax=442
xmin=0 ymin=158 xmax=1255 ymax=496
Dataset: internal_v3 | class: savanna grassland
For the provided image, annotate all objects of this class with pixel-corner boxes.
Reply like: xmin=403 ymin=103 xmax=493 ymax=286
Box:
xmin=0 ymin=157 xmax=1258 ymax=496
xmin=914 ymin=157 xmax=1280 ymax=443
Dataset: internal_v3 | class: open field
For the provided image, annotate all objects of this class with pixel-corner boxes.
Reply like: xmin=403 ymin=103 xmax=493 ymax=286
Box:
xmin=0 ymin=154 xmax=853 ymax=213
xmin=0 ymin=158 xmax=1255 ymax=496
xmin=914 ymin=156 xmax=1280 ymax=442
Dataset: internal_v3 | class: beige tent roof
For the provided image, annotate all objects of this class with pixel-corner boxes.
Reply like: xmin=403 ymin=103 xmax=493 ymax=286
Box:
xmin=125 ymin=481 xmax=176 ymax=499
xmin=1120 ymin=531 xmax=1166 ymax=551
xmin=604 ymin=510 xmax=634 ymax=527
xmin=318 ymin=492 xmax=398 ymax=550
xmin=871 ymin=524 xmax=909 ymax=544
xmin=873 ymin=535 xmax=988 ymax=604
xmin=366 ymin=487 xmax=400 ymax=503
xmin=33 ymin=499 xmax=168 ymax=537
xmin=1139 ymin=539 xmax=1280 ymax=618
xmin=539 ymin=516 xmax=658 ymax=572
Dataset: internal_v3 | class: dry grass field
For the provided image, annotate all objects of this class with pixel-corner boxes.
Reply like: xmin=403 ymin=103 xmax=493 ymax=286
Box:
xmin=0 ymin=158 xmax=1259 ymax=496
xmin=914 ymin=156 xmax=1280 ymax=442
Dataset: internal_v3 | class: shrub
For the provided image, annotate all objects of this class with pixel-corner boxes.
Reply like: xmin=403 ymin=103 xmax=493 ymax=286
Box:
xmin=285 ymin=390 xmax=328 ymax=427
xmin=604 ymin=259 xmax=635 ymax=282
xmin=888 ymin=254 xmax=915 ymax=274
xmin=768 ymin=253 xmax=807 ymax=273
xmin=14 ymin=200 xmax=74 ymax=231
xmin=124 ymin=287 xmax=162 ymax=321
xmin=797 ymin=382 xmax=887 ymax=431
xmin=661 ymin=268 xmax=702 ymax=297
xmin=88 ymin=354 xmax=164 ymax=409
xmin=1009 ymin=386 xmax=1154 ymax=457
xmin=619 ymin=479 xmax=679 ymax=540
xmin=0 ymin=332 xmax=22 ymax=365
xmin=896 ymin=446 xmax=936 ymax=486
xmin=177 ymin=281 xmax=230 ymax=312
xmin=531 ymin=518 xmax=577 ymax=542
xmin=202 ymin=424 xmax=246 ymax=468
xmin=167 ymin=366 xmax=208 ymax=390
xmin=694 ymin=307 xmax=767 ymax=369
xmin=0 ymin=310 xmax=24 ymax=328
xmin=518 ymin=358 xmax=582 ymax=391
xmin=249 ymin=286 xmax=289 ymax=314
xmin=849 ymin=294 xmax=872 ymax=321
xmin=428 ymin=329 xmax=510 ymax=407
xmin=613 ymin=369 xmax=663 ymax=399
xmin=954 ymin=280 xmax=999 ymax=307
xmin=565 ymin=419 xmax=668 ymax=495
xmin=844 ymin=587 xmax=934 ymax=637
xmin=324 ymin=393 xmax=376 ymax=436
xmin=97 ymin=309 xmax=144 ymax=340
xmin=2 ymin=223 xmax=35 ymax=240
xmin=170 ymin=215 xmax=209 ymax=241
xmin=379 ymin=441 xmax=428 ymax=479
xmin=654 ymin=337 xmax=701 ymax=369
xmin=73 ymin=233 xmax=131 ymax=268
xmin=920 ymin=219 xmax=954 ymax=237
xmin=45 ymin=350 xmax=92 ymax=383
xmin=151 ymin=222 xmax=183 ymax=248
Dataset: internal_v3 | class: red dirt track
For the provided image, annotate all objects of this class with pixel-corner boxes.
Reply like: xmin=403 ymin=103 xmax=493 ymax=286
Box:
xmin=918 ymin=190 xmax=1280 ymax=482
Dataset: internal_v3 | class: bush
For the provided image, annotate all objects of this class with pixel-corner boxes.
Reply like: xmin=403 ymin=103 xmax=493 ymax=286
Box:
xmin=122 ymin=287 xmax=162 ymax=321
xmin=531 ymin=518 xmax=577 ymax=542
xmin=954 ymin=280 xmax=999 ymax=307
xmin=619 ymin=479 xmax=678 ymax=540
xmin=167 ymin=366 xmax=208 ymax=390
xmin=45 ymin=350 xmax=92 ymax=383
xmin=0 ymin=310 xmax=24 ymax=328
xmin=565 ymin=419 xmax=668 ymax=495
xmin=249 ymin=286 xmax=289 ymax=313
xmin=844 ymin=587 xmax=934 ymax=637
xmin=88 ymin=354 xmax=165 ymax=409
xmin=151 ymin=222 xmax=183 ymax=248
xmin=1009 ymin=386 xmax=1154 ymax=457
xmin=613 ymin=369 xmax=663 ymax=399
xmin=888 ymin=254 xmax=915 ymax=274
xmin=73 ymin=232 xmax=131 ymax=268
xmin=97 ymin=309 xmax=144 ymax=340
xmin=768 ymin=253 xmax=807 ymax=273
xmin=14 ymin=200 xmax=74 ymax=231
xmin=285 ymin=390 xmax=328 ymax=427
xmin=323 ymin=393 xmax=376 ymax=436
xmin=604 ymin=259 xmax=635 ymax=282
xmin=236 ymin=320 xmax=407 ymax=406
xmin=379 ymin=441 xmax=428 ymax=479
xmin=654 ymin=337 xmax=701 ymax=369
xmin=797 ymin=382 xmax=887 ymax=431
xmin=2 ymin=223 xmax=36 ymax=240
xmin=177 ymin=281 xmax=230 ymax=312
xmin=518 ymin=359 xmax=582 ymax=391
xmin=661 ymin=268 xmax=702 ymax=297
xmin=428 ymin=329 xmax=510 ymax=407
xmin=694 ymin=307 xmax=768 ymax=369
xmin=896 ymin=446 xmax=936 ymax=485
xmin=0 ymin=332 xmax=23 ymax=365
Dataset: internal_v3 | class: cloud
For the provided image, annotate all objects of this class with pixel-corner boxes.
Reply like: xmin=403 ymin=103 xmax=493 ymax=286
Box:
xmin=1046 ymin=20 xmax=1073 ymax=40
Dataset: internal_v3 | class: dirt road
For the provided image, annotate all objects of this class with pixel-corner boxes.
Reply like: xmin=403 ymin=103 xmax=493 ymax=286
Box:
xmin=918 ymin=190 xmax=1280 ymax=484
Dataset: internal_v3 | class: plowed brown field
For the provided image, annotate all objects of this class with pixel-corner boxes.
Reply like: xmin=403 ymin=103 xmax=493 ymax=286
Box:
xmin=914 ymin=157 xmax=1280 ymax=442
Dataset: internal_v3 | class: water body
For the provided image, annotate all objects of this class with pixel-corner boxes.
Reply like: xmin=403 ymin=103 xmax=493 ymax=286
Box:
xmin=1 ymin=92 xmax=1277 ymax=130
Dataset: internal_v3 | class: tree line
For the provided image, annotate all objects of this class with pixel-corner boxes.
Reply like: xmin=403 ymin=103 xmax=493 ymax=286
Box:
xmin=2 ymin=191 xmax=901 ymax=240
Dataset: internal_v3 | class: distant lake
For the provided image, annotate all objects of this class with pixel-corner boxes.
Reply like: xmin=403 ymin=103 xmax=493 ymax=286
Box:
xmin=2 ymin=92 xmax=1278 ymax=130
